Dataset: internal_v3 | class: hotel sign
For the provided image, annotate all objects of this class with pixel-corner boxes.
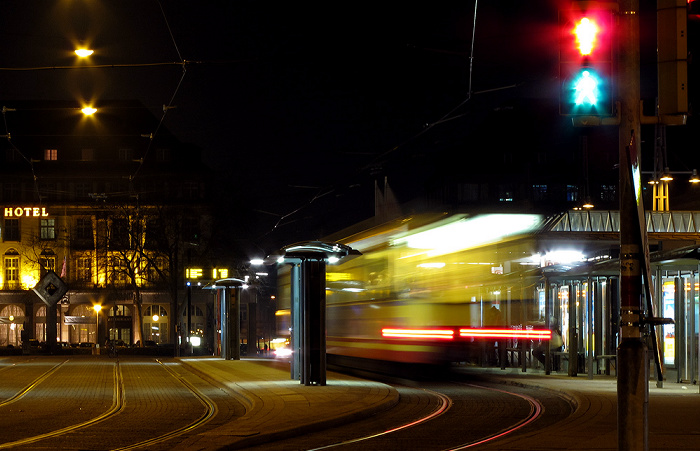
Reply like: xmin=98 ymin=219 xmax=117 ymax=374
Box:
xmin=4 ymin=207 xmax=50 ymax=217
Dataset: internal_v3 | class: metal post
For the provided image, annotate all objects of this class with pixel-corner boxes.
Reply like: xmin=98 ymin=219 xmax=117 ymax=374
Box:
xmin=300 ymin=259 xmax=326 ymax=385
xmin=588 ymin=278 xmax=594 ymax=379
xmin=544 ymin=279 xmax=552 ymax=375
xmin=221 ymin=288 xmax=230 ymax=360
xmin=617 ymin=0 xmax=648 ymax=447
xmin=290 ymin=263 xmax=302 ymax=381
xmin=568 ymin=283 xmax=578 ymax=376
xmin=269 ymin=241 xmax=358 ymax=386
xmin=690 ymin=271 xmax=696 ymax=386
xmin=214 ymin=280 xmax=243 ymax=360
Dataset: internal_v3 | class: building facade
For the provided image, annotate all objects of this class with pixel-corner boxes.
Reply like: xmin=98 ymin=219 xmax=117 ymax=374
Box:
xmin=0 ymin=100 xmax=216 ymax=349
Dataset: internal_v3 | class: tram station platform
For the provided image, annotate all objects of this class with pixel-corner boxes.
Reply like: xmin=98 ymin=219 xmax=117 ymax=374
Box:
xmin=177 ymin=358 xmax=700 ymax=450
xmin=175 ymin=357 xmax=400 ymax=450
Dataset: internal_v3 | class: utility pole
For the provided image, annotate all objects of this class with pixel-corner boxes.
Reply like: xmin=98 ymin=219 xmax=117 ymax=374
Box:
xmin=617 ymin=0 xmax=648 ymax=449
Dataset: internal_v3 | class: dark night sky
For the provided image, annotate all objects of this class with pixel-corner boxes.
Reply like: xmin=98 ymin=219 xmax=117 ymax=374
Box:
xmin=1 ymin=1 xmax=698 ymax=256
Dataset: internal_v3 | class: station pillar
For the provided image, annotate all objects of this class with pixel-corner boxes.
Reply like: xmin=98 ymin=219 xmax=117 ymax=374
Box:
xmin=212 ymin=278 xmax=244 ymax=360
xmin=268 ymin=241 xmax=360 ymax=386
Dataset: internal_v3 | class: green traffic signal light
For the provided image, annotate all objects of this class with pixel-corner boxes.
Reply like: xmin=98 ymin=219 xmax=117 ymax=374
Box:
xmin=573 ymin=70 xmax=599 ymax=106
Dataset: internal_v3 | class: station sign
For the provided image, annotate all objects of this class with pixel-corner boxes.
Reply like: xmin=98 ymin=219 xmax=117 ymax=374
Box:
xmin=4 ymin=207 xmax=50 ymax=217
xmin=185 ymin=267 xmax=229 ymax=281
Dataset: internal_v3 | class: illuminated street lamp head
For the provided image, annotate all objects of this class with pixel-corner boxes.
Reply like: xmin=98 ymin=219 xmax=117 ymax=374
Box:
xmin=75 ymin=48 xmax=94 ymax=58
xmin=152 ymin=315 xmax=159 ymax=322
xmin=690 ymin=169 xmax=700 ymax=184
xmin=94 ymin=304 xmax=102 ymax=313
xmin=660 ymin=168 xmax=674 ymax=182
xmin=81 ymin=107 xmax=97 ymax=115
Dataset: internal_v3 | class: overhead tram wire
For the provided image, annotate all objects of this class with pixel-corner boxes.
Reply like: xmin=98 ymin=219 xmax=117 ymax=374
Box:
xmin=256 ymin=1 xmax=486 ymax=244
xmin=131 ymin=0 xmax=188 ymax=182
xmin=1 ymin=106 xmax=42 ymax=203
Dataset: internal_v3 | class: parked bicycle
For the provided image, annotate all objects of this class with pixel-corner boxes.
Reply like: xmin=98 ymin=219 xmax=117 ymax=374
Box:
xmin=105 ymin=340 xmax=118 ymax=358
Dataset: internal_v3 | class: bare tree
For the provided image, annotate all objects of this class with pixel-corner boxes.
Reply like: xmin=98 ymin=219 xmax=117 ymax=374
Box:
xmin=100 ymin=201 xmax=211 ymax=351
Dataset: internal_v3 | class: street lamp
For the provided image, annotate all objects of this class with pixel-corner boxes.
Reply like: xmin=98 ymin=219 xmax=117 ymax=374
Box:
xmin=74 ymin=48 xmax=94 ymax=58
xmin=647 ymin=168 xmax=700 ymax=211
xmin=93 ymin=304 xmax=101 ymax=344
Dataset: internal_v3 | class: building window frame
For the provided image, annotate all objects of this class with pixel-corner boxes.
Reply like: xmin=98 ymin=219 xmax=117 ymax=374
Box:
xmin=3 ymin=251 xmax=19 ymax=289
xmin=44 ymin=149 xmax=58 ymax=161
xmin=3 ymin=218 xmax=20 ymax=242
xmin=40 ymin=218 xmax=56 ymax=240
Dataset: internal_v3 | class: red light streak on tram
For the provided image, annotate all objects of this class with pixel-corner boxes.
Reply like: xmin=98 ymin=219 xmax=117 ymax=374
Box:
xmin=381 ymin=328 xmax=455 ymax=339
xmin=459 ymin=328 xmax=552 ymax=340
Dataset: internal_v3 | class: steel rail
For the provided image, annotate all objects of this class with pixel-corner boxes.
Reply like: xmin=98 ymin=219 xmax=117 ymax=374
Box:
xmin=444 ymin=383 xmax=544 ymax=450
xmin=0 ymin=359 xmax=68 ymax=407
xmin=307 ymin=387 xmax=453 ymax=450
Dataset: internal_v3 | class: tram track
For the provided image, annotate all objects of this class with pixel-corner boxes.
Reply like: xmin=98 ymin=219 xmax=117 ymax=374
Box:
xmin=277 ymin=377 xmax=545 ymax=451
xmin=0 ymin=359 xmax=67 ymax=408
xmin=113 ymin=359 xmax=218 ymax=450
xmin=308 ymin=387 xmax=453 ymax=450
xmin=0 ymin=358 xmax=219 ymax=450
xmin=0 ymin=359 xmax=124 ymax=449
xmin=442 ymin=382 xmax=544 ymax=450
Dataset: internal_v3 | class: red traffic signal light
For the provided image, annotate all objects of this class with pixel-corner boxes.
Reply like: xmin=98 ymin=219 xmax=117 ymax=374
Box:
xmin=573 ymin=17 xmax=598 ymax=55
xmin=559 ymin=7 xmax=615 ymax=116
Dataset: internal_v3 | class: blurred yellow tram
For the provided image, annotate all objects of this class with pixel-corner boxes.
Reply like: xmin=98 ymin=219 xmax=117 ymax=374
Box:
xmin=276 ymin=212 xmax=554 ymax=366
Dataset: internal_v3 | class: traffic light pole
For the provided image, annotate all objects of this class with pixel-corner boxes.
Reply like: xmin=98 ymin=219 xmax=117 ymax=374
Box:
xmin=617 ymin=0 xmax=649 ymax=449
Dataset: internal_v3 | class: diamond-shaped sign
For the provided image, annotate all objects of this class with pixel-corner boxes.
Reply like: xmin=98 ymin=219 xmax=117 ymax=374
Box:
xmin=33 ymin=271 xmax=68 ymax=307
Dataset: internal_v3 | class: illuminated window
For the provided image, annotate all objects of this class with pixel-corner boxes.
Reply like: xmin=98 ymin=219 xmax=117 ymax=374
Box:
xmin=600 ymin=184 xmax=616 ymax=202
xmin=3 ymin=219 xmax=19 ymax=241
xmin=567 ymin=185 xmax=579 ymax=202
xmin=3 ymin=251 xmax=19 ymax=289
xmin=40 ymin=219 xmax=56 ymax=240
xmin=108 ymin=305 xmax=131 ymax=316
xmin=76 ymin=257 xmax=92 ymax=282
xmin=39 ymin=251 xmax=55 ymax=273
xmin=44 ymin=149 xmax=57 ymax=160
xmin=109 ymin=257 xmax=128 ymax=286
xmin=143 ymin=305 xmax=168 ymax=343
xmin=144 ymin=305 xmax=168 ymax=317
xmin=146 ymin=256 xmax=167 ymax=284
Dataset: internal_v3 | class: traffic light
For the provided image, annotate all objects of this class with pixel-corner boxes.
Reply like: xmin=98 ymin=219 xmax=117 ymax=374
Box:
xmin=560 ymin=6 xmax=615 ymax=116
